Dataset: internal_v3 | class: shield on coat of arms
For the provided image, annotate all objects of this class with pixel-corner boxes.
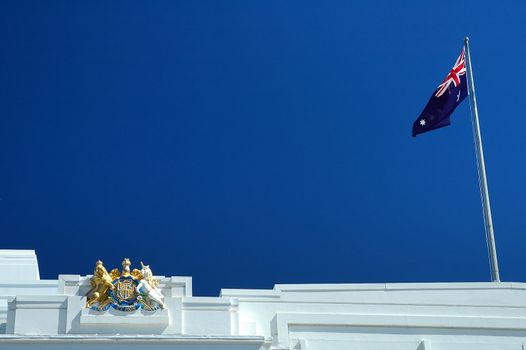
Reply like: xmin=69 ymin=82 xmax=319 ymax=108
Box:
xmin=106 ymin=276 xmax=140 ymax=311
xmin=115 ymin=278 xmax=135 ymax=301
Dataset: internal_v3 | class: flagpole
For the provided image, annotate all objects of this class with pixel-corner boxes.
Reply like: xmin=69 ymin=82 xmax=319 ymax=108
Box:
xmin=464 ymin=37 xmax=500 ymax=282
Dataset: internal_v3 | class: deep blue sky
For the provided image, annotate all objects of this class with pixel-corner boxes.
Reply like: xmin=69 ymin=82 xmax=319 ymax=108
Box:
xmin=1 ymin=1 xmax=525 ymax=296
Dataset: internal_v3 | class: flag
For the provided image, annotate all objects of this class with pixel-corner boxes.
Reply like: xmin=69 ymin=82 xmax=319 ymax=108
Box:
xmin=412 ymin=48 xmax=468 ymax=137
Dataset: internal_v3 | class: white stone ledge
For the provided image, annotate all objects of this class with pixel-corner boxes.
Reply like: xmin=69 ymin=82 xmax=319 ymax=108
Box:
xmin=275 ymin=282 xmax=524 ymax=292
xmin=0 ymin=281 xmax=58 ymax=288
xmin=220 ymin=289 xmax=281 ymax=298
xmin=0 ymin=250 xmax=37 ymax=256
xmin=181 ymin=297 xmax=233 ymax=310
xmin=221 ymin=283 xmax=526 ymax=309
xmin=220 ymin=283 xmax=526 ymax=301
xmin=80 ymin=308 xmax=169 ymax=325
xmin=0 ymin=334 xmax=270 ymax=344
xmin=8 ymin=295 xmax=67 ymax=309
xmin=225 ymin=298 xmax=526 ymax=310
xmin=276 ymin=312 xmax=526 ymax=333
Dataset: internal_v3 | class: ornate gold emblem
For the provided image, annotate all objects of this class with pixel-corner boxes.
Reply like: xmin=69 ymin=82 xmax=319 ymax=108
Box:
xmin=85 ymin=258 xmax=165 ymax=312
xmin=115 ymin=279 xmax=135 ymax=301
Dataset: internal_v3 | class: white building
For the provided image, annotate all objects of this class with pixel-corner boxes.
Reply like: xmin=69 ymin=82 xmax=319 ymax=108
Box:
xmin=1 ymin=249 xmax=526 ymax=349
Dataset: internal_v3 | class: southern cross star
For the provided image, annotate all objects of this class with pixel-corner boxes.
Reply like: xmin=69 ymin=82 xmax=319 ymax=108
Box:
xmin=419 ymin=119 xmax=426 ymax=126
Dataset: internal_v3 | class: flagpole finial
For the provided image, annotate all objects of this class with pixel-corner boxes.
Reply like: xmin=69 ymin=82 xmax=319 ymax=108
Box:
xmin=464 ymin=36 xmax=470 ymax=44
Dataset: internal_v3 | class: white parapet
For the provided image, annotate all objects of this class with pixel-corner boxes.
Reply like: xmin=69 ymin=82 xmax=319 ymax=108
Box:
xmin=181 ymin=297 xmax=239 ymax=336
xmin=3 ymin=250 xmax=526 ymax=350
xmin=0 ymin=250 xmax=40 ymax=282
xmin=6 ymin=296 xmax=67 ymax=335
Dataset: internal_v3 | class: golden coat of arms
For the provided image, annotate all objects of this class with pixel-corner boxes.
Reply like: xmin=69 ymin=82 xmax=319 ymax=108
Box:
xmin=85 ymin=258 xmax=165 ymax=312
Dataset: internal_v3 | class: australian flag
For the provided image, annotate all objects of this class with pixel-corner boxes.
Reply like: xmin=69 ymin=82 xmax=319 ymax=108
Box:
xmin=412 ymin=48 xmax=468 ymax=137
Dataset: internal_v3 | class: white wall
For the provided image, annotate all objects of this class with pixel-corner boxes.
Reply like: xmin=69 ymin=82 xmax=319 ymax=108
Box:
xmin=1 ymin=250 xmax=526 ymax=350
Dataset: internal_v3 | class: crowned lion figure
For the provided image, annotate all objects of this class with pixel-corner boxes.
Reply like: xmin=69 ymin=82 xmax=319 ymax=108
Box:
xmin=85 ymin=260 xmax=114 ymax=309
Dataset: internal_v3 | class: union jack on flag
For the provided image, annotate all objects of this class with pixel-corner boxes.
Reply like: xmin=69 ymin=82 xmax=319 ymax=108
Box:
xmin=412 ymin=47 xmax=468 ymax=137
xmin=435 ymin=48 xmax=466 ymax=98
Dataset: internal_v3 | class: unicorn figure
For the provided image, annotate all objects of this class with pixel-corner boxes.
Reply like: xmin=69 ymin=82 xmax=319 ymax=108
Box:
xmin=136 ymin=261 xmax=165 ymax=310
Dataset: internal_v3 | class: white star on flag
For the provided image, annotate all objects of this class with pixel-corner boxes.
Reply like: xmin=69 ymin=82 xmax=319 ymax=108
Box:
xmin=420 ymin=119 xmax=426 ymax=126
